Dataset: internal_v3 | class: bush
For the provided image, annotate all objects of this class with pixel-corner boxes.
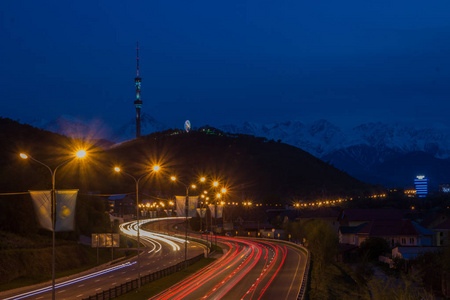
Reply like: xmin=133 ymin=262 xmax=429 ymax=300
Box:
xmin=358 ymin=237 xmax=390 ymax=261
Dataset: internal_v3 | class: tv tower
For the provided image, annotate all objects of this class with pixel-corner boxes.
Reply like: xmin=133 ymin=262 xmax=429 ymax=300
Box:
xmin=134 ymin=41 xmax=143 ymax=138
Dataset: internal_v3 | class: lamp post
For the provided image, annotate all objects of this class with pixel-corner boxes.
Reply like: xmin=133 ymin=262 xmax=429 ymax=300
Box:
xmin=200 ymin=190 xmax=208 ymax=234
xmin=212 ymin=181 xmax=219 ymax=249
xmin=114 ymin=165 xmax=160 ymax=291
xmin=20 ymin=150 xmax=86 ymax=300
xmin=198 ymin=177 xmax=206 ymax=235
xmin=171 ymin=176 xmax=196 ymax=266
xmin=220 ymin=188 xmax=227 ymax=234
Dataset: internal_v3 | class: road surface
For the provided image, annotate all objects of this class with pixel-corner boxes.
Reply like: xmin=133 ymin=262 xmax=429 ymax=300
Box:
xmin=150 ymin=236 xmax=307 ymax=300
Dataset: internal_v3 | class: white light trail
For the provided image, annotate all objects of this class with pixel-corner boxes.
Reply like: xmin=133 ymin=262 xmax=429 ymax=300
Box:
xmin=119 ymin=218 xmax=187 ymax=251
xmin=4 ymin=262 xmax=136 ymax=300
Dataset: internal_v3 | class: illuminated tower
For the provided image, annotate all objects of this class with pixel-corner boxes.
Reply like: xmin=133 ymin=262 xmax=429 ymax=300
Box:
xmin=134 ymin=41 xmax=143 ymax=138
xmin=414 ymin=175 xmax=428 ymax=198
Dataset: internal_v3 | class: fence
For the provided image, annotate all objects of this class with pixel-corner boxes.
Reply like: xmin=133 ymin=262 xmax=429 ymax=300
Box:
xmin=83 ymin=253 xmax=204 ymax=300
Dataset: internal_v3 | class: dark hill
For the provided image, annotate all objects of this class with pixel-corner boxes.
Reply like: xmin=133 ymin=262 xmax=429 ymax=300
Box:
xmin=104 ymin=129 xmax=378 ymax=202
xmin=0 ymin=118 xmax=378 ymax=204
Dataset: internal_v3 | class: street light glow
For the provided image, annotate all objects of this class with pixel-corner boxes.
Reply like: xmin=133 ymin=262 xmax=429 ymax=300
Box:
xmin=200 ymin=177 xmax=206 ymax=182
xmin=20 ymin=153 xmax=28 ymax=159
xmin=213 ymin=181 xmax=219 ymax=187
xmin=76 ymin=149 xmax=87 ymax=158
xmin=221 ymin=188 xmax=227 ymax=193
xmin=153 ymin=165 xmax=160 ymax=172
xmin=171 ymin=176 xmax=176 ymax=181
xmin=114 ymin=167 xmax=121 ymax=172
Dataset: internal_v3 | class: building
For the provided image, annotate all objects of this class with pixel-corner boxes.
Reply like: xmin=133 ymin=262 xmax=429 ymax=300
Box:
xmin=440 ymin=184 xmax=450 ymax=193
xmin=338 ymin=208 xmax=405 ymax=227
xmin=414 ymin=175 xmax=429 ymax=197
xmin=108 ymin=194 xmax=135 ymax=219
xmin=404 ymin=188 xmax=416 ymax=198
xmin=392 ymin=246 xmax=440 ymax=260
xmin=433 ymin=219 xmax=450 ymax=246
xmin=338 ymin=219 xmax=434 ymax=247
xmin=299 ymin=207 xmax=341 ymax=234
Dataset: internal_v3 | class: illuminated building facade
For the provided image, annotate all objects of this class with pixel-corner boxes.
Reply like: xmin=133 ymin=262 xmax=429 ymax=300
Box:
xmin=440 ymin=184 xmax=450 ymax=193
xmin=404 ymin=188 xmax=416 ymax=198
xmin=134 ymin=41 xmax=143 ymax=138
xmin=414 ymin=175 xmax=428 ymax=198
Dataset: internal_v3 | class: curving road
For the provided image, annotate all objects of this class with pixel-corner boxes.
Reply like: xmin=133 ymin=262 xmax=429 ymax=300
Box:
xmin=1 ymin=217 xmax=204 ymax=300
xmin=150 ymin=235 xmax=307 ymax=300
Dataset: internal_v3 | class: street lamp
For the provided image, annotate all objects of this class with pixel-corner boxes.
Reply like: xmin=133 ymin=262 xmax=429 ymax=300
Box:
xmin=197 ymin=177 xmax=206 ymax=234
xmin=114 ymin=164 xmax=160 ymax=291
xmin=170 ymin=176 xmax=196 ymax=266
xmin=20 ymin=150 xmax=87 ymax=300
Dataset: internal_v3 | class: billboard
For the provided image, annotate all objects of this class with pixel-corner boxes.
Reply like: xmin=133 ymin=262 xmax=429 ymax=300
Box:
xmin=92 ymin=233 xmax=120 ymax=248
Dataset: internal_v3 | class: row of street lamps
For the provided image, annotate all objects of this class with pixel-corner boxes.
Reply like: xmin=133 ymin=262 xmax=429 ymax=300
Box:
xmin=20 ymin=150 xmax=228 ymax=296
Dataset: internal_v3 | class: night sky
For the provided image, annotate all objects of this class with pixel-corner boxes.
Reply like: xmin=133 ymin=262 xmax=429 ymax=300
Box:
xmin=1 ymin=0 xmax=450 ymax=130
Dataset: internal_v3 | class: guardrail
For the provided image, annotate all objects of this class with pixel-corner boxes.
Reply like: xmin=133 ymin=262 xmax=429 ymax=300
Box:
xmin=298 ymin=248 xmax=310 ymax=300
xmin=82 ymin=253 xmax=204 ymax=300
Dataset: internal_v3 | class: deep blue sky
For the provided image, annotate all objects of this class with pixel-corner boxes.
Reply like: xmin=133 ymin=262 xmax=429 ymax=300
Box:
xmin=1 ymin=0 xmax=450 ymax=130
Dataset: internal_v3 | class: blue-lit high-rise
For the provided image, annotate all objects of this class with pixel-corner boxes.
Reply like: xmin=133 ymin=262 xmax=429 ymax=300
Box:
xmin=414 ymin=175 xmax=428 ymax=197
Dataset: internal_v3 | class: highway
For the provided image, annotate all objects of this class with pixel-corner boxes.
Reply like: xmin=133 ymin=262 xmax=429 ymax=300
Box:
xmin=150 ymin=236 xmax=307 ymax=300
xmin=1 ymin=217 xmax=204 ymax=300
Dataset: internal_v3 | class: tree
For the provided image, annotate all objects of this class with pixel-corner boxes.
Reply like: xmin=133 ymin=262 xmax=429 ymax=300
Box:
xmin=358 ymin=237 xmax=390 ymax=261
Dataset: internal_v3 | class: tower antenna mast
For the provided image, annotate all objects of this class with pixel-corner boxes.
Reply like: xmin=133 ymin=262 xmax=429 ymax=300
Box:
xmin=134 ymin=41 xmax=142 ymax=138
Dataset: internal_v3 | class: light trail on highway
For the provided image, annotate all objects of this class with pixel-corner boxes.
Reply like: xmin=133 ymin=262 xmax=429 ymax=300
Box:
xmin=1 ymin=217 xmax=204 ymax=300
xmin=150 ymin=236 xmax=305 ymax=300
xmin=120 ymin=220 xmax=183 ymax=251
xmin=1 ymin=218 xmax=304 ymax=300
xmin=3 ymin=262 xmax=136 ymax=300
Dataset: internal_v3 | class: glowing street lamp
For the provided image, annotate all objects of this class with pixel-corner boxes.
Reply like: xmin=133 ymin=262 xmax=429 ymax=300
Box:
xmin=20 ymin=150 xmax=87 ymax=300
xmin=114 ymin=164 xmax=160 ymax=291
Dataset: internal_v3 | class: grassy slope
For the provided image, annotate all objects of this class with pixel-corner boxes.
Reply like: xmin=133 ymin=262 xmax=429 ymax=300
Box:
xmin=0 ymin=231 xmax=129 ymax=291
xmin=115 ymin=258 xmax=215 ymax=300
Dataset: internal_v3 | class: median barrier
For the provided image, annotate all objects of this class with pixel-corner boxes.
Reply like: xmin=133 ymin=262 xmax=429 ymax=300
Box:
xmin=82 ymin=253 xmax=204 ymax=300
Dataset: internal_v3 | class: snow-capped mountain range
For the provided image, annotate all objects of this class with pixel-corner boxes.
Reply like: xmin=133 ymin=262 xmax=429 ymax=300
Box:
xmin=220 ymin=120 xmax=450 ymax=160
xmin=27 ymin=115 xmax=450 ymax=189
